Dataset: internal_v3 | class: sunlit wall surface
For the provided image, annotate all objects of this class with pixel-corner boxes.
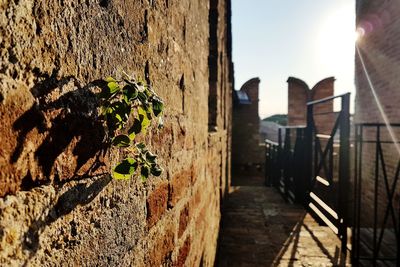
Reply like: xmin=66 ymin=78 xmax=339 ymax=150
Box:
xmin=355 ymin=1 xmax=400 ymax=124
xmin=353 ymin=1 xmax=400 ymax=264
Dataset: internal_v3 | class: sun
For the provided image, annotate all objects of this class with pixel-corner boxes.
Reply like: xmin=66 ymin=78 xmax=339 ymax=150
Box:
xmin=355 ymin=27 xmax=365 ymax=42
xmin=316 ymin=4 xmax=356 ymax=70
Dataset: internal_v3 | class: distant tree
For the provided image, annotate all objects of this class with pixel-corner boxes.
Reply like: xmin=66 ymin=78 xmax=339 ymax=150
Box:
xmin=262 ymin=114 xmax=287 ymax=126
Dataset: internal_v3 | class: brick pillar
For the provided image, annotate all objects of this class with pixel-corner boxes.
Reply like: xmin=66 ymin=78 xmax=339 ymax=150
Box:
xmin=311 ymin=77 xmax=335 ymax=135
xmin=287 ymin=77 xmax=309 ymax=126
xmin=241 ymin=78 xmax=260 ymax=125
xmin=232 ymin=78 xmax=263 ymax=170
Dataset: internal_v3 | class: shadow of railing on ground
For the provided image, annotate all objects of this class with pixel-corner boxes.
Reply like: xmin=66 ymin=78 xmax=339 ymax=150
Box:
xmin=217 ymin=182 xmax=349 ymax=266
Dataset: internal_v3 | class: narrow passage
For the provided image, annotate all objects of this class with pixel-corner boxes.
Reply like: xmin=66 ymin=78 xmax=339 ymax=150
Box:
xmin=216 ymin=175 xmax=350 ymax=266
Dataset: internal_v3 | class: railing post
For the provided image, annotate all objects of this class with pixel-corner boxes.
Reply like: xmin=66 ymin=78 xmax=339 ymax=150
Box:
xmin=273 ymin=144 xmax=278 ymax=187
xmin=265 ymin=141 xmax=269 ymax=186
xmin=352 ymin=125 xmax=359 ymax=264
xmin=398 ymin=196 xmax=400 ymax=267
xmin=305 ymin=104 xmax=314 ymax=205
xmin=295 ymin=127 xmax=305 ymax=203
xmin=278 ymin=128 xmax=283 ymax=189
xmin=339 ymin=93 xmax=350 ymax=254
xmin=284 ymin=129 xmax=291 ymax=200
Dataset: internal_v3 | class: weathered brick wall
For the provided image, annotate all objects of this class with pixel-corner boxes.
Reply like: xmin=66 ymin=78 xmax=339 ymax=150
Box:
xmin=355 ymin=0 xmax=400 ymax=227
xmin=355 ymin=0 xmax=400 ymax=124
xmin=287 ymin=77 xmax=309 ymax=127
xmin=0 ymin=0 xmax=232 ymax=265
xmin=232 ymin=78 xmax=264 ymax=170
xmin=287 ymin=77 xmax=335 ymax=135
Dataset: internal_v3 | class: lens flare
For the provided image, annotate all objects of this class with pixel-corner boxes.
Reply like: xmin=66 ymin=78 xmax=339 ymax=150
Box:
xmin=355 ymin=27 xmax=365 ymax=42
xmin=357 ymin=10 xmax=389 ymax=38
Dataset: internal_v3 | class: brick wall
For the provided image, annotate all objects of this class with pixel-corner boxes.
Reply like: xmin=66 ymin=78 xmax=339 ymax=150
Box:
xmin=355 ymin=0 xmax=400 ymax=124
xmin=232 ymin=78 xmax=264 ymax=171
xmin=288 ymin=77 xmax=309 ymax=126
xmin=0 ymin=0 xmax=232 ymax=265
xmin=287 ymin=77 xmax=335 ymax=135
xmin=355 ymin=0 xmax=400 ymax=227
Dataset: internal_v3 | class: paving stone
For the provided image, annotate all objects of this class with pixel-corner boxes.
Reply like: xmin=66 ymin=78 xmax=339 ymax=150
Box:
xmin=216 ymin=176 xmax=351 ymax=266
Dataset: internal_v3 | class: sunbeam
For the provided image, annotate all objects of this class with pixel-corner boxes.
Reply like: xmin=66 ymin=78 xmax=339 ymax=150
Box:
xmin=356 ymin=45 xmax=400 ymax=156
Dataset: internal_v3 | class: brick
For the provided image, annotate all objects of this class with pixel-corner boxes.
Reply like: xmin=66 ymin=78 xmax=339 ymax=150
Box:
xmin=195 ymin=204 xmax=207 ymax=238
xmin=174 ymin=236 xmax=191 ymax=267
xmin=190 ymin=186 xmax=202 ymax=217
xmin=148 ymin=225 xmax=175 ymax=266
xmin=168 ymin=168 xmax=192 ymax=207
xmin=147 ymin=182 xmax=169 ymax=228
xmin=190 ymin=163 xmax=199 ymax=185
xmin=178 ymin=202 xmax=190 ymax=238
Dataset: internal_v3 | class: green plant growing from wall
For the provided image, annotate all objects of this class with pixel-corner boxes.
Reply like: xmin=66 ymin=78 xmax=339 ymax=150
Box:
xmin=97 ymin=73 xmax=164 ymax=181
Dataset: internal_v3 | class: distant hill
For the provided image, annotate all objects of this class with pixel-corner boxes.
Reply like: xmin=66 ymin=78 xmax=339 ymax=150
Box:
xmin=262 ymin=114 xmax=287 ymax=126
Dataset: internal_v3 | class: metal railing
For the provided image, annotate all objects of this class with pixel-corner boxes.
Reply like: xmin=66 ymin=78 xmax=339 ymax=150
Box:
xmin=353 ymin=123 xmax=400 ymax=266
xmin=265 ymin=139 xmax=279 ymax=187
xmin=265 ymin=93 xmax=351 ymax=253
xmin=264 ymin=94 xmax=400 ymax=264
xmin=306 ymin=93 xmax=351 ymax=254
xmin=265 ymin=127 xmax=307 ymax=203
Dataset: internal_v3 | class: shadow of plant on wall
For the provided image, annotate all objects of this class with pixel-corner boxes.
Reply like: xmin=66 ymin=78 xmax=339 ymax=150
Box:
xmin=22 ymin=175 xmax=112 ymax=260
xmin=3 ymin=70 xmax=166 ymax=264
xmin=10 ymin=70 xmax=109 ymax=189
xmin=4 ymin=70 xmax=115 ymax=262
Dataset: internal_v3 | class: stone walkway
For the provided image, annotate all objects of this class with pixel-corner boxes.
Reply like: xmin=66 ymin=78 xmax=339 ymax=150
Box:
xmin=216 ymin=175 xmax=350 ymax=266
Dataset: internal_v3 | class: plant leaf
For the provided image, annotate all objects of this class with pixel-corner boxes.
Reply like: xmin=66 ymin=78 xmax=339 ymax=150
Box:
xmin=107 ymin=82 xmax=120 ymax=94
xmin=105 ymin=109 xmax=123 ymax=132
xmin=150 ymin=164 xmax=162 ymax=176
xmin=145 ymin=151 xmax=157 ymax=163
xmin=98 ymin=84 xmax=115 ymax=100
xmin=123 ymin=84 xmax=138 ymax=102
xmin=112 ymin=158 xmax=137 ymax=180
xmin=140 ymin=116 xmax=150 ymax=133
xmin=140 ymin=165 xmax=150 ymax=181
xmin=137 ymin=107 xmax=151 ymax=134
xmin=111 ymin=134 xmax=131 ymax=147
xmin=136 ymin=142 xmax=146 ymax=150
xmin=157 ymin=116 xmax=164 ymax=129
xmin=128 ymin=118 xmax=142 ymax=135
xmin=128 ymin=132 xmax=136 ymax=140
xmin=144 ymin=88 xmax=153 ymax=97
xmin=138 ymin=91 xmax=148 ymax=103
xmin=139 ymin=106 xmax=152 ymax=120
xmin=115 ymin=113 xmax=123 ymax=122
xmin=152 ymin=97 xmax=164 ymax=117
xmin=110 ymin=101 xmax=131 ymax=123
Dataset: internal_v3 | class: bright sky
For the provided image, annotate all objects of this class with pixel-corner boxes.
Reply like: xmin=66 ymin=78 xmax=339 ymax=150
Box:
xmin=232 ymin=0 xmax=356 ymax=119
